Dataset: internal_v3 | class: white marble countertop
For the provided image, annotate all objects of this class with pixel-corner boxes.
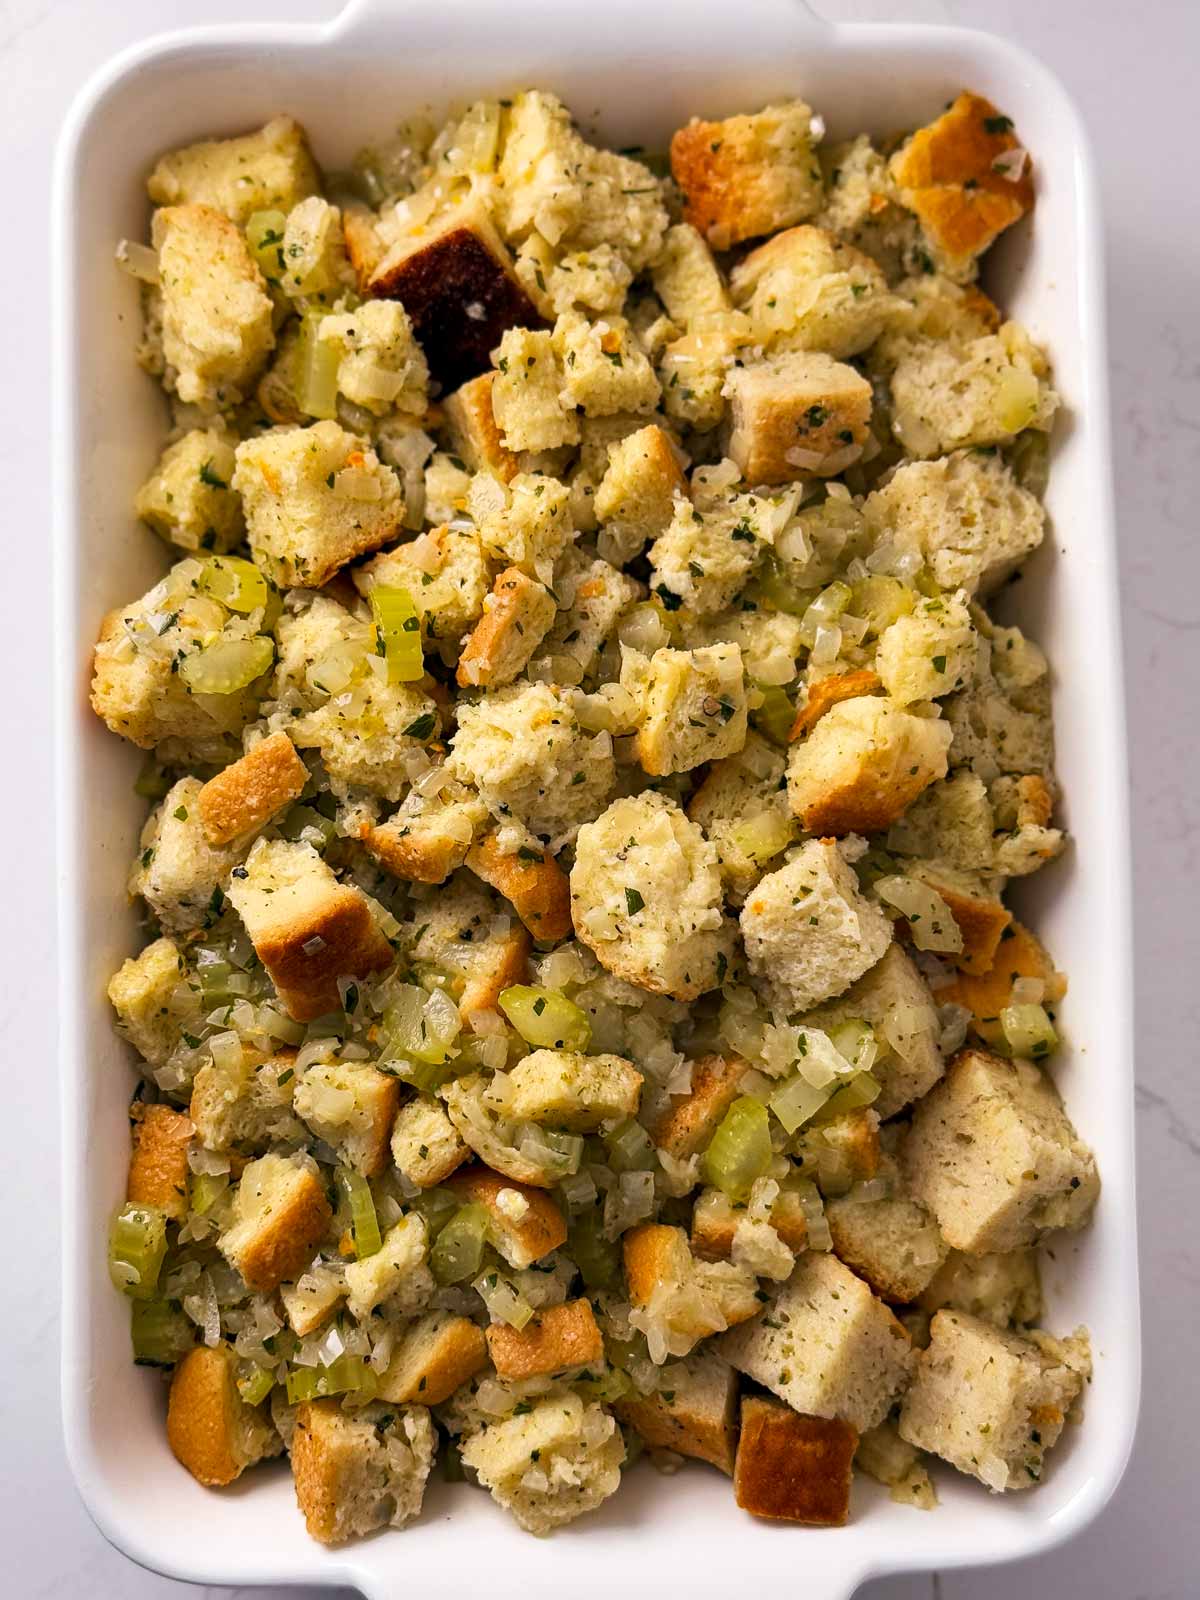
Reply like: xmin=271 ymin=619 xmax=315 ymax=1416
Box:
xmin=4 ymin=0 xmax=1196 ymax=1592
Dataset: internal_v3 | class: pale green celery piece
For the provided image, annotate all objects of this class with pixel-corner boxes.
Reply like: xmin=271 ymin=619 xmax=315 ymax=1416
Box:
xmin=604 ymin=1118 xmax=655 ymax=1174
xmin=568 ymin=1209 xmax=620 ymax=1290
xmin=849 ymin=574 xmax=915 ymax=637
xmin=727 ymin=809 xmax=793 ymax=865
xmin=754 ymin=554 xmax=817 ymax=617
xmin=296 ymin=309 xmax=340 ymax=419
xmin=816 ymin=1071 xmax=880 ymax=1121
xmin=337 ymin=1168 xmax=383 ymax=1259
xmin=279 ymin=804 xmax=336 ymax=851
xmin=499 ymin=985 xmax=592 ymax=1052
xmin=701 ymin=1096 xmax=772 ymax=1202
xmin=769 ymin=1073 xmax=832 ymax=1137
xmin=179 ymin=635 xmax=274 ymax=695
xmin=237 ymin=1363 xmax=276 ymax=1406
xmin=430 ymin=1203 xmax=489 ymax=1285
xmin=474 ymin=1269 xmax=534 ymax=1329
xmin=369 ymin=585 xmax=425 ymax=685
xmin=130 ymin=1298 xmax=195 ymax=1366
xmin=245 ymin=208 xmax=288 ymax=281
xmin=749 ymin=683 xmax=796 ymax=745
xmin=574 ymin=1365 xmax=633 ymax=1403
xmin=285 ymin=1354 xmax=377 ymax=1405
xmin=406 ymin=1185 xmax=458 ymax=1235
xmin=198 ymin=555 xmax=269 ymax=615
xmin=827 ymin=1018 xmax=876 ymax=1073
xmin=379 ymin=985 xmax=457 ymax=1068
xmin=999 ymin=1002 xmax=1059 ymax=1060
xmin=190 ymin=1172 xmax=228 ymax=1215
xmin=109 ymin=1204 xmax=168 ymax=1300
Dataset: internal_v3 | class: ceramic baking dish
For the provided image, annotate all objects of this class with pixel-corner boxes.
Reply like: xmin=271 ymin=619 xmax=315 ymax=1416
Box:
xmin=52 ymin=0 xmax=1139 ymax=1593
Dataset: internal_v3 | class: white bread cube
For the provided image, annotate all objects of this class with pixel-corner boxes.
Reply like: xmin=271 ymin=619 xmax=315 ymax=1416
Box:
xmin=503 ymin=1049 xmax=642 ymax=1131
xmin=724 ymin=350 xmax=873 ymax=484
xmin=898 ymin=1310 xmax=1086 ymax=1491
xmin=623 ymin=1223 xmax=760 ymax=1362
xmin=107 ymin=937 xmax=201 ymax=1068
xmin=634 ymin=643 xmax=748 ymax=777
xmin=291 ymin=1399 xmax=434 ymax=1544
xmin=189 ymin=1046 xmax=303 ymax=1153
xmin=134 ymin=428 xmax=243 ymax=553
xmin=456 ymin=567 xmax=557 ymax=689
xmin=542 ymin=555 xmax=642 ymax=674
xmin=670 ymin=101 xmax=823 ymax=249
xmin=294 ymin=1059 xmax=401 ymax=1179
xmin=614 ymin=1348 xmax=738 ymax=1474
xmin=814 ymin=135 xmax=924 ymax=282
xmin=147 ymin=115 xmax=319 ymax=225
xmin=658 ymin=310 xmax=755 ymax=431
xmin=152 ymin=204 xmax=273 ymax=409
xmin=890 ymin=323 xmax=1057 ymax=459
xmin=485 ymin=1298 xmax=604 ymax=1381
xmin=319 ymin=298 xmax=429 ymax=418
xmin=524 ymin=243 xmax=633 ymax=319
xmin=886 ymin=769 xmax=997 ymax=872
xmin=875 ymin=591 xmax=976 ymax=705
xmin=719 ymin=1251 xmax=915 ymax=1432
xmin=280 ymin=1267 xmax=346 ymax=1337
xmin=377 ymin=1311 xmax=487 ymax=1406
xmin=687 ymin=731 xmax=792 ymax=897
xmin=444 ymin=1162 xmax=568 ymax=1262
xmin=464 ymin=832 xmax=572 ymax=944
xmin=197 ymin=732 xmax=309 ymax=846
xmin=826 ymin=1152 xmax=949 ymax=1304
xmin=740 ymin=839 xmax=893 ymax=1015
xmin=276 ymin=196 xmax=353 ymax=301
xmin=166 ymin=1346 xmax=280 ymax=1487
xmin=903 ymin=1048 xmax=1099 ymax=1253
xmin=593 ymin=424 xmax=686 ymax=562
xmin=919 ymin=1248 xmax=1043 ymax=1329
xmin=786 ymin=695 xmax=952 ymax=835
xmin=227 ymin=838 xmax=395 ymax=1022
xmin=365 ymin=777 xmax=487 ymax=887
xmin=730 ymin=224 xmax=895 ymax=358
xmin=467 ymin=471 xmax=575 ymax=581
xmin=130 ymin=777 xmax=244 ymax=934
xmin=355 ymin=523 xmax=491 ymax=644
xmin=647 ymin=495 xmax=761 ymax=618
xmin=127 ymin=1103 xmax=194 ymax=1222
xmin=443 ymin=371 xmax=520 ymax=481
xmin=233 ymin=421 xmax=403 ymax=588
xmin=570 ymin=791 xmax=733 ymax=1001
xmin=651 ymin=223 xmax=730 ymax=324
xmin=553 ymin=311 xmax=661 ymax=418
xmin=492 ymin=326 xmax=579 ymax=452
xmin=407 ymin=876 xmax=531 ymax=1018
xmin=218 ymin=1152 xmax=331 ymax=1292
xmin=390 ymin=1094 xmax=469 ymax=1188
xmin=343 ymin=1215 xmax=430 ymax=1321
xmin=286 ymin=667 xmax=440 ymax=807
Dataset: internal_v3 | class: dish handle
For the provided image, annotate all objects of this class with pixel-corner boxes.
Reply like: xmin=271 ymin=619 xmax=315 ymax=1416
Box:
xmin=330 ymin=0 xmax=831 ymax=43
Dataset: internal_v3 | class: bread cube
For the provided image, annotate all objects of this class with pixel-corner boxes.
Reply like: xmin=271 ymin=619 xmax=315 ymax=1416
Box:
xmin=443 ymin=371 xmax=520 ymax=481
xmin=875 ymin=592 xmax=975 ymax=705
xmin=278 ymin=1267 xmax=346 ymax=1339
xmin=294 ymin=1056 xmax=398 ymax=1176
xmin=671 ymin=101 xmax=823 ymax=248
xmin=503 ymin=1048 xmax=642 ymax=1131
xmin=197 ymin=732 xmax=309 ymax=845
xmin=468 ymin=471 xmax=575 ymax=582
xmin=219 ymin=1152 xmax=331 ymax=1291
xmin=134 ymin=428 xmax=243 ymax=553
xmin=724 ymin=350 xmax=873 ymax=484
xmin=491 ymin=327 xmax=579 ymax=452
xmin=286 ymin=667 xmax=440 ymax=807
xmin=465 ymin=833 xmax=571 ymax=943
xmin=318 ymin=299 xmax=429 ymax=418
xmin=889 ymin=94 xmax=1035 ymax=282
xmin=904 ymin=1047 xmax=1098 ymax=1253
xmin=167 ymin=1346 xmax=280 ymax=1487
xmin=366 ymin=783 xmax=487 ymax=887
xmin=614 ymin=1348 xmax=738 ymax=1474
xmin=189 ymin=1046 xmax=303 ymax=1153
xmin=130 ymin=777 xmax=244 ymax=934
xmin=486 ymin=1298 xmax=604 ymax=1381
xmin=855 ymin=1419 xmax=937 ymax=1509
xmin=291 ymin=1399 xmax=435 ymax=1544
xmin=686 ymin=731 xmax=792 ymax=897
xmin=593 ymin=424 xmax=686 ymax=562
xmin=456 ymin=567 xmax=557 ymax=689
xmin=719 ymin=1252 xmax=915 ymax=1432
xmin=152 ymin=205 xmax=273 ymax=409
xmin=634 ymin=643 xmax=748 ymax=777
xmin=355 ymin=522 xmax=491 ymax=644
xmin=945 ymin=621 xmax=1055 ymax=783
xmin=541 ymin=555 xmax=642 ymax=675
xmin=937 ymin=921 xmax=1066 ymax=1031
xmin=554 ymin=311 xmax=661 ymax=418
xmin=735 ymin=1396 xmax=857 ymax=1525
xmin=148 ymin=115 xmax=319 ymax=225
xmin=786 ymin=695 xmax=952 ymax=835
xmin=691 ymin=1184 xmax=809 ymax=1260
xmin=493 ymin=88 xmax=595 ymax=245
xmin=275 ymin=195 xmax=354 ymax=301
xmin=377 ymin=1311 xmax=488 ymax=1405
xmin=127 ymin=1103 xmax=193 ymax=1221
xmin=647 ymin=494 xmax=762 ymax=618
xmin=813 ymin=134 xmax=925 ymax=282
xmin=407 ymin=876 xmax=531 ymax=1017
xmin=227 ymin=838 xmax=395 ymax=1022
xmin=459 ymin=1390 xmax=624 ymax=1534
xmin=657 ymin=309 xmax=755 ymax=431
xmin=108 ymin=937 xmax=201 ymax=1068
xmin=233 ymin=421 xmax=403 ymax=588
xmin=790 ymin=669 xmax=883 ymax=741
xmin=369 ymin=194 xmax=542 ymax=391
xmin=899 ymin=1310 xmax=1085 ymax=1491
xmin=863 ymin=450 xmax=1045 ymax=597
xmin=793 ymin=1109 xmax=882 ymax=1197
xmin=651 ymin=223 xmax=730 ymax=324
xmin=624 ymin=1223 xmax=760 ymax=1363
xmin=444 ymin=1162 xmax=568 ymax=1266
xmin=570 ymin=791 xmax=733 ymax=1002
xmin=649 ymin=1053 xmax=748 ymax=1160
xmin=731 ymin=225 xmax=895 ymax=358
xmin=390 ymin=1094 xmax=469 ymax=1188
xmin=826 ymin=1152 xmax=948 ymax=1304
xmin=886 ymin=769 xmax=998 ymax=872
xmin=740 ymin=839 xmax=893 ymax=1016
xmin=343 ymin=1215 xmax=429 ymax=1321
xmin=524 ymin=243 xmax=633 ymax=319
xmin=890 ymin=323 xmax=1058 ymax=458
xmin=919 ymin=1247 xmax=1043 ymax=1330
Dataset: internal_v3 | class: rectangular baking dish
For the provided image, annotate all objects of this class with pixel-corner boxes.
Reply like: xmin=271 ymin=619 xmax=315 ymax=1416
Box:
xmin=52 ymin=1 xmax=1139 ymax=1594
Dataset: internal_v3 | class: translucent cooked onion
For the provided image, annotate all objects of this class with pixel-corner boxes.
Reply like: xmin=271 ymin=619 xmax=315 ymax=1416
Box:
xmin=795 ymin=1180 xmax=832 ymax=1251
xmin=115 ymin=238 xmax=161 ymax=283
xmin=874 ymin=875 xmax=964 ymax=954
xmin=1011 ymin=976 xmax=1046 ymax=1006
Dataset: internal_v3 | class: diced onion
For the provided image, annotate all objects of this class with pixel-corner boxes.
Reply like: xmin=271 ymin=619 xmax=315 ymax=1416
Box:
xmin=875 ymin=875 xmax=964 ymax=954
xmin=115 ymin=238 xmax=160 ymax=284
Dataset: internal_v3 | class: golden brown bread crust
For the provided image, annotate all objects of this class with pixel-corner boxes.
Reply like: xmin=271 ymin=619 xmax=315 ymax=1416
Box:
xmin=127 ymin=1102 xmax=193 ymax=1220
xmin=897 ymin=870 xmax=1012 ymax=976
xmin=446 ymin=1163 xmax=567 ymax=1266
xmin=457 ymin=568 xmax=554 ymax=691
xmin=458 ymin=923 xmax=532 ymax=1019
xmin=1015 ymin=773 xmax=1054 ymax=829
xmin=290 ymin=1400 xmax=345 ymax=1543
xmin=256 ymin=887 xmax=395 ymax=1022
xmin=377 ymin=1313 xmax=488 ymax=1405
xmin=793 ymin=765 xmax=933 ymax=836
xmin=166 ymin=1347 xmax=248 ymax=1487
xmin=734 ymin=1395 xmax=858 ymax=1524
xmin=363 ymin=814 xmax=471 ymax=886
xmin=198 ymin=732 xmax=309 ymax=845
xmin=234 ymin=1166 xmax=332 ymax=1292
xmin=648 ymin=1054 xmax=749 ymax=1160
xmin=465 ymin=831 xmax=573 ymax=944
xmin=670 ymin=115 xmax=812 ymax=248
xmin=443 ymin=372 xmax=519 ymax=482
xmin=485 ymin=1298 xmax=604 ymax=1381
xmin=342 ymin=204 xmax=384 ymax=288
xmin=790 ymin=670 xmax=883 ymax=741
xmin=621 ymin=1222 xmax=677 ymax=1307
xmin=724 ymin=355 xmax=874 ymax=485
xmin=937 ymin=920 xmax=1066 ymax=1021
xmin=690 ymin=1187 xmax=809 ymax=1261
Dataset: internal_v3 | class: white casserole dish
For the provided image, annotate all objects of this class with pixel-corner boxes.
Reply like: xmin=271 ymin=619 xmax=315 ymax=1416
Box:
xmin=52 ymin=1 xmax=1139 ymax=1593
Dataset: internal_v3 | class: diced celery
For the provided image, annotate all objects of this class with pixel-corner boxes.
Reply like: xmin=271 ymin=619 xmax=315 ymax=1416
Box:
xmin=285 ymin=1354 xmax=377 ymax=1405
xmin=190 ymin=1172 xmax=227 ymax=1215
xmin=369 ymin=585 xmax=425 ymax=685
xmin=754 ymin=556 xmax=818 ymax=617
xmin=179 ymin=635 xmax=274 ymax=695
xmin=999 ymin=1002 xmax=1059 ymax=1060
xmin=769 ymin=1074 xmax=832 ymax=1136
xmin=569 ymin=1209 xmax=620 ymax=1290
xmin=750 ymin=683 xmax=796 ymax=745
xmin=604 ymin=1118 xmax=656 ymax=1174
xmin=245 ymin=209 xmax=287 ymax=281
xmin=728 ymin=810 xmax=794 ymax=866
xmin=827 ymin=1019 xmax=877 ymax=1073
xmin=473 ymin=1269 xmax=534 ymax=1329
xmin=701 ymin=1096 xmax=772 ymax=1202
xmin=574 ymin=1365 xmax=633 ymax=1403
xmin=130 ymin=1298 xmax=194 ymax=1366
xmin=817 ymin=1071 xmax=881 ymax=1121
xmin=198 ymin=555 xmax=269 ymax=615
xmin=406 ymin=1185 xmax=459 ymax=1236
xmin=279 ymin=804 xmax=336 ymax=852
xmin=109 ymin=1204 xmax=168 ymax=1300
xmin=430 ymin=1203 xmax=489 ymax=1285
xmin=296 ymin=309 xmax=341 ymax=420
xmin=337 ymin=1168 xmax=382 ymax=1259
xmin=237 ymin=1363 xmax=276 ymax=1406
xmin=849 ymin=575 xmax=915 ymax=637
xmin=134 ymin=755 xmax=173 ymax=799
xmin=379 ymin=984 xmax=459 ymax=1068
xmin=499 ymin=985 xmax=591 ymax=1052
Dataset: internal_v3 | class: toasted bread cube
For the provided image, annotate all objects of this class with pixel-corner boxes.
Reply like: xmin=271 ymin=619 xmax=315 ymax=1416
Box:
xmin=651 ymin=223 xmax=730 ymax=324
xmin=377 ymin=1311 xmax=488 ymax=1405
xmin=166 ymin=1346 xmax=280 ymax=1487
xmin=899 ymin=1310 xmax=1085 ymax=1491
xmin=445 ymin=1163 xmax=567 ymax=1267
xmin=919 ymin=1248 xmax=1043 ymax=1330
xmin=889 ymin=94 xmax=1035 ymax=282
xmin=856 ymin=1418 xmax=937 ymax=1509
xmin=593 ymin=424 xmax=686 ymax=562
xmin=151 ymin=205 xmax=273 ymax=409
xmin=724 ymin=351 xmax=873 ymax=484
xmin=826 ymin=1152 xmax=948 ymax=1304
xmin=886 ymin=769 xmax=998 ymax=872
xmin=466 ymin=833 xmax=571 ymax=942
xmin=720 ymin=1252 xmax=915 ymax=1432
xmin=554 ymin=311 xmax=661 ymax=419
xmin=790 ymin=669 xmax=883 ymax=739
xmin=134 ymin=428 xmax=243 ymax=553
xmin=570 ymin=791 xmax=733 ymax=1002
xmin=108 ymin=937 xmax=201 ymax=1068
xmin=624 ymin=1223 xmax=759 ymax=1362
xmin=457 ymin=568 xmax=557 ymax=690
xmin=408 ymin=876 xmax=531 ymax=1017
xmin=441 ymin=1077 xmax=564 ymax=1188
xmin=232 ymin=421 xmax=403 ymax=589
xmin=658 ymin=310 xmax=756 ymax=431
xmin=519 ymin=240 xmax=633 ymax=319
xmin=279 ymin=1267 xmax=346 ymax=1338
xmin=228 ymin=838 xmax=394 ymax=1022
xmin=903 ymin=1048 xmax=1099 ymax=1254
xmin=390 ymin=1095 xmax=469 ymax=1189
xmin=130 ymin=777 xmax=244 ymax=934
xmin=648 ymin=491 xmax=763 ymax=616
xmin=294 ymin=1060 xmax=400 ymax=1179
xmin=459 ymin=1390 xmax=624 ymax=1535
xmin=731 ymin=224 xmax=895 ymax=358
xmin=443 ymin=371 xmax=520 ymax=481
xmin=369 ymin=195 xmax=542 ymax=391
xmin=198 ymin=733 xmax=308 ymax=846
xmin=650 ymin=1053 xmax=748 ymax=1160
xmin=786 ymin=695 xmax=952 ymax=835
xmin=901 ymin=861 xmax=1011 ymax=975
xmin=189 ymin=1044 xmax=303 ymax=1153
xmin=219 ymin=1153 xmax=331 ymax=1292
xmin=875 ymin=592 xmax=976 ymax=705
xmin=635 ymin=643 xmax=748 ymax=777
xmin=542 ymin=556 xmax=642 ymax=674
xmin=491 ymin=326 xmax=579 ymax=452
xmin=686 ymin=731 xmax=792 ymax=898
xmin=813 ymin=133 xmax=925 ymax=280
xmin=793 ymin=1109 xmax=883 ymax=1197
xmin=318 ymin=299 xmax=429 ymax=418
xmin=890 ymin=322 xmax=1058 ymax=459
xmin=735 ymin=1396 xmax=857 ymax=1524
xmin=127 ymin=1103 xmax=193 ymax=1221
xmin=938 ymin=921 xmax=1066 ymax=1028
xmin=343 ymin=1215 xmax=429 ymax=1321
xmin=148 ymin=115 xmax=319 ymax=225
xmin=355 ymin=522 xmax=491 ymax=644
xmin=614 ymin=1348 xmax=738 ymax=1473
xmin=486 ymin=1298 xmax=603 ymax=1381
xmin=945 ymin=619 xmax=1055 ymax=783
xmin=504 ymin=1048 xmax=642 ymax=1131
xmin=366 ymin=785 xmax=486 ymax=887
xmin=292 ymin=1399 xmax=435 ymax=1544
xmin=863 ymin=450 xmax=1045 ymax=597
xmin=741 ymin=839 xmax=893 ymax=1016
xmin=468 ymin=471 xmax=575 ymax=582
xmin=671 ymin=102 xmax=823 ymax=248
xmin=691 ymin=1184 xmax=809 ymax=1260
